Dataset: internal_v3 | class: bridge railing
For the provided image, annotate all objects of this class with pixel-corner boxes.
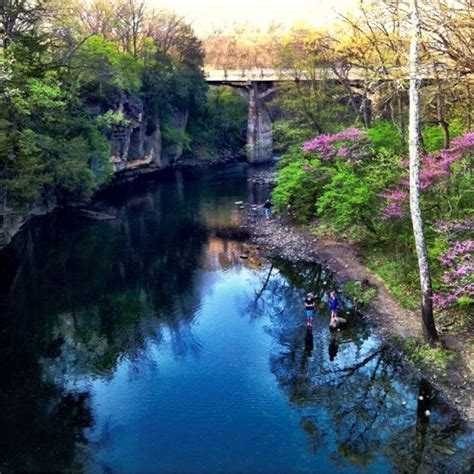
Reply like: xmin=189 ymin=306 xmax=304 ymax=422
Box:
xmin=204 ymin=67 xmax=372 ymax=82
xmin=203 ymin=66 xmax=445 ymax=83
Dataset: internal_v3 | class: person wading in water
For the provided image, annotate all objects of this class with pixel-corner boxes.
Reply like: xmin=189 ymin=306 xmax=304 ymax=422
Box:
xmin=304 ymin=292 xmax=315 ymax=327
xmin=328 ymin=290 xmax=338 ymax=322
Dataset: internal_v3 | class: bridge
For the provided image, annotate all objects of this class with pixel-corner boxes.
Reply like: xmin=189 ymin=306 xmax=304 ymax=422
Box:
xmin=204 ymin=68 xmax=369 ymax=162
xmin=203 ymin=67 xmax=436 ymax=162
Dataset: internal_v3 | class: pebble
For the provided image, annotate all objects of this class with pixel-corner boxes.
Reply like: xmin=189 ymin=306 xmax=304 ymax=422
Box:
xmin=402 ymin=400 xmax=407 ymax=406
xmin=418 ymin=396 xmax=424 ymax=401
xmin=425 ymin=410 xmax=431 ymax=417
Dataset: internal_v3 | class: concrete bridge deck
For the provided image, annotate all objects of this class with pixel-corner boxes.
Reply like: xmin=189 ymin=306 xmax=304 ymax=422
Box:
xmin=204 ymin=67 xmax=367 ymax=83
xmin=204 ymin=66 xmax=443 ymax=84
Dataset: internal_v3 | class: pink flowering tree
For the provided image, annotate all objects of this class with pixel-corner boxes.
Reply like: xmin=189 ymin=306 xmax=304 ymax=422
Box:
xmin=378 ymin=131 xmax=473 ymax=311
xmin=432 ymin=219 xmax=474 ymax=310
xmin=302 ymin=128 xmax=371 ymax=163
xmin=380 ymin=130 xmax=474 ymax=220
xmin=298 ymin=128 xmax=394 ymax=233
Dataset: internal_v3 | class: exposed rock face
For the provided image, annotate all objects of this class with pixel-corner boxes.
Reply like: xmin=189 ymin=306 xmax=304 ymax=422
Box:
xmin=109 ymin=94 xmax=162 ymax=173
xmin=246 ymin=82 xmax=275 ymax=163
xmin=0 ymin=190 xmax=58 ymax=249
xmin=161 ymin=107 xmax=189 ymax=165
xmin=109 ymin=96 xmax=191 ymax=173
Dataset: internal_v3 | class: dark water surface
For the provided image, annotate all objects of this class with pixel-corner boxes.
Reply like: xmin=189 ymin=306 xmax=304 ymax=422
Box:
xmin=0 ymin=164 xmax=472 ymax=473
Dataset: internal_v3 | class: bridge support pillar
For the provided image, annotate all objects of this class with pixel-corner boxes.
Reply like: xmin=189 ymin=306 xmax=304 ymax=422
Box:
xmin=246 ymin=82 xmax=275 ymax=163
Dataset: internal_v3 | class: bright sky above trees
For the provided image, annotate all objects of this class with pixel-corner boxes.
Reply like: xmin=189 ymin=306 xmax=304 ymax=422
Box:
xmin=149 ymin=0 xmax=357 ymax=34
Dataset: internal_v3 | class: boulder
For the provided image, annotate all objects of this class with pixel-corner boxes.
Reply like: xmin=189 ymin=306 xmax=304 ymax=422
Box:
xmin=329 ymin=316 xmax=347 ymax=329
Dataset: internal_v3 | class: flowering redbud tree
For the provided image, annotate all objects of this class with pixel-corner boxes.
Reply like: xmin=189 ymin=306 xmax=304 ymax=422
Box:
xmin=302 ymin=128 xmax=371 ymax=163
xmin=433 ymin=219 xmax=474 ymax=310
xmin=380 ymin=130 xmax=474 ymax=220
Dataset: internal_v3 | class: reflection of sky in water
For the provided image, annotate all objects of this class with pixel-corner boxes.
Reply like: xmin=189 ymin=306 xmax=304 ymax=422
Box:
xmin=84 ymin=259 xmax=472 ymax=473
xmin=0 ymin=164 xmax=472 ymax=473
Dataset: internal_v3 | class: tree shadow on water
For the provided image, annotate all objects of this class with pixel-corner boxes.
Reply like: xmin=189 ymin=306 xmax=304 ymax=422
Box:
xmin=246 ymin=259 xmax=473 ymax=473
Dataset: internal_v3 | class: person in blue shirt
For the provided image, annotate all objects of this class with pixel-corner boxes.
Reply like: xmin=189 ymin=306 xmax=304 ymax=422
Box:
xmin=328 ymin=290 xmax=338 ymax=322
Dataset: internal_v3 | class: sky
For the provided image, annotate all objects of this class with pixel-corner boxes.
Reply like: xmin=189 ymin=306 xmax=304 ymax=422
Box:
xmin=149 ymin=0 xmax=358 ymax=35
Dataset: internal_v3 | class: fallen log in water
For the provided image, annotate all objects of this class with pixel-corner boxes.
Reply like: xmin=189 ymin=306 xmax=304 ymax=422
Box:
xmin=78 ymin=209 xmax=115 ymax=221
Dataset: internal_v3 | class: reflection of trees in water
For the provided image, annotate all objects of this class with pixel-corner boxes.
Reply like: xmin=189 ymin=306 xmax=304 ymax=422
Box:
xmin=0 ymin=212 xmax=207 ymax=469
xmin=0 ymin=330 xmax=93 ymax=471
xmin=0 ymin=169 xmax=253 ymax=470
xmin=249 ymin=259 xmax=472 ymax=473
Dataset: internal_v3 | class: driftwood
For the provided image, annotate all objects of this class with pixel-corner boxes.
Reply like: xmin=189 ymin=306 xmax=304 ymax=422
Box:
xmin=78 ymin=209 xmax=115 ymax=221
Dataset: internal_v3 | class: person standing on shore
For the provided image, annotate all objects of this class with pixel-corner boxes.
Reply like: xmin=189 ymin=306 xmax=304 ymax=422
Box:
xmin=263 ymin=199 xmax=273 ymax=219
xmin=304 ymin=292 xmax=315 ymax=327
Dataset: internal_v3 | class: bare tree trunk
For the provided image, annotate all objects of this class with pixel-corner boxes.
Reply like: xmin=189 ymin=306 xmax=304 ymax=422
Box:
xmin=408 ymin=0 xmax=438 ymax=344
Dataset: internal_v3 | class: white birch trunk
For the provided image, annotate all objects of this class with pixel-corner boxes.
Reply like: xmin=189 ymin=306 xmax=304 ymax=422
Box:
xmin=408 ymin=0 xmax=438 ymax=343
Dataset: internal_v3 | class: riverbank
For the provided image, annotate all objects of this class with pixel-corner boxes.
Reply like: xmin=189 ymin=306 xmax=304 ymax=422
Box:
xmin=241 ymin=170 xmax=473 ymax=422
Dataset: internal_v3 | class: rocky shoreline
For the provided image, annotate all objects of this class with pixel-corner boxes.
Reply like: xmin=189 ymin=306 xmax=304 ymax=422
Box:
xmin=240 ymin=168 xmax=473 ymax=423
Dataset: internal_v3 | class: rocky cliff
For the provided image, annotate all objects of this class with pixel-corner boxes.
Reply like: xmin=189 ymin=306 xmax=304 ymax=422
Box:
xmin=100 ymin=94 xmax=189 ymax=174
xmin=0 ymin=94 xmax=191 ymax=249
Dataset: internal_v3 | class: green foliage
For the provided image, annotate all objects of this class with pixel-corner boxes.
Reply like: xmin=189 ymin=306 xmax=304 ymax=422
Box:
xmin=53 ymin=137 xmax=96 ymax=198
xmin=0 ymin=3 xmax=212 ymax=213
xmin=402 ymin=338 xmax=456 ymax=377
xmin=188 ymin=87 xmax=247 ymax=158
xmin=162 ymin=124 xmax=192 ymax=152
xmin=75 ymin=35 xmax=142 ymax=98
xmin=364 ymin=248 xmax=420 ymax=310
xmin=273 ymin=133 xmax=404 ymax=235
xmin=343 ymin=280 xmax=378 ymax=307
xmin=366 ymin=122 xmax=406 ymax=154
xmin=269 ymin=81 xmax=351 ymax=138
xmin=317 ymin=163 xmax=376 ymax=232
xmin=96 ymin=110 xmax=131 ymax=130
xmin=3 ymin=129 xmax=51 ymax=209
xmin=273 ymin=122 xmax=314 ymax=153
xmin=422 ymin=119 xmax=465 ymax=152
xmin=1 ymin=53 xmax=112 ymax=209
xmin=272 ymin=148 xmax=322 ymax=221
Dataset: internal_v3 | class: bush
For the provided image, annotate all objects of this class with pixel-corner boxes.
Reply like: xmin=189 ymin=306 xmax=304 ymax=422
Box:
xmin=272 ymin=146 xmax=324 ymax=221
xmin=343 ymin=280 xmax=378 ymax=308
xmin=422 ymin=119 xmax=465 ymax=152
xmin=366 ymin=121 xmax=406 ymax=155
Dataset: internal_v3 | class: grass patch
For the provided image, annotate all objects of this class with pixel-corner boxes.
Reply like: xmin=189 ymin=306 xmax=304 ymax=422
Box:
xmin=343 ymin=280 xmax=378 ymax=308
xmin=402 ymin=337 xmax=457 ymax=381
xmin=363 ymin=248 xmax=420 ymax=310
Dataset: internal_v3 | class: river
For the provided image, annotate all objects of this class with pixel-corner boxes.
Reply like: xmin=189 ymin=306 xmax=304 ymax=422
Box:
xmin=0 ymin=164 xmax=471 ymax=473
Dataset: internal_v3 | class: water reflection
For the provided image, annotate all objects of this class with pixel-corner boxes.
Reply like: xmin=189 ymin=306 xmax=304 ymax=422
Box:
xmin=264 ymin=260 xmax=473 ymax=474
xmin=0 ymin=166 xmax=255 ymax=470
xmin=0 ymin=165 xmax=471 ymax=473
xmin=328 ymin=332 xmax=339 ymax=362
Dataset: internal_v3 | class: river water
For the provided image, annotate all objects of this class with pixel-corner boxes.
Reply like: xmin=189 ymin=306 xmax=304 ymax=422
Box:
xmin=0 ymin=164 xmax=472 ymax=473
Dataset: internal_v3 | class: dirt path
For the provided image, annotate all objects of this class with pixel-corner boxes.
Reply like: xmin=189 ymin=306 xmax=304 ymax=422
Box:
xmin=242 ymin=205 xmax=473 ymax=422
